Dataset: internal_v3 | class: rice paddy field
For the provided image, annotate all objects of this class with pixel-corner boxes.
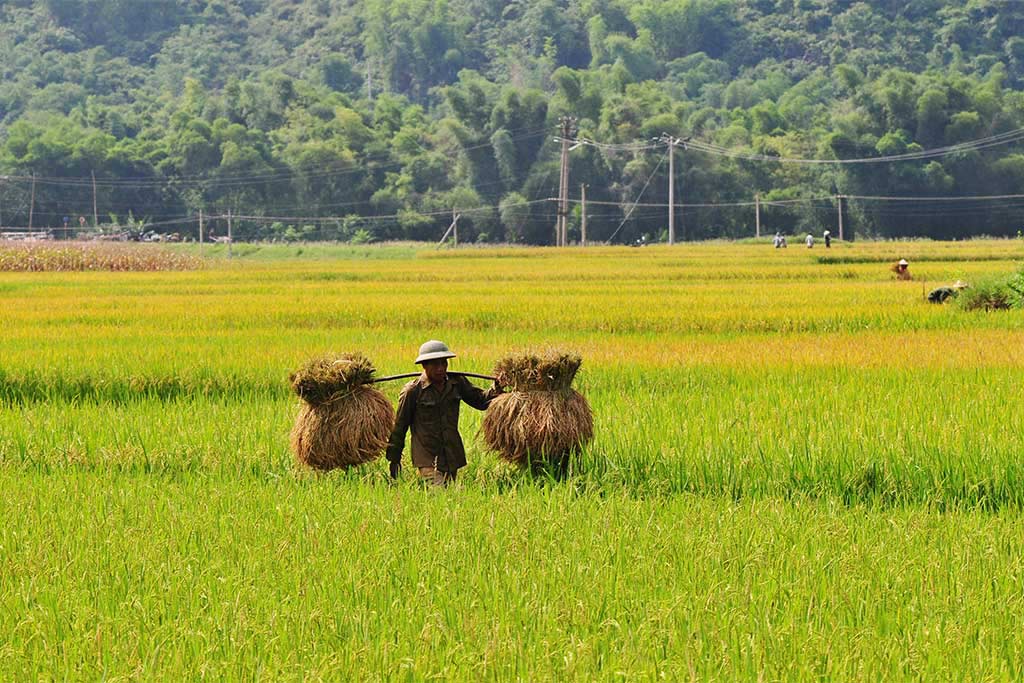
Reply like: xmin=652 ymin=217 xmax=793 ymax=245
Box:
xmin=2 ymin=239 xmax=1024 ymax=680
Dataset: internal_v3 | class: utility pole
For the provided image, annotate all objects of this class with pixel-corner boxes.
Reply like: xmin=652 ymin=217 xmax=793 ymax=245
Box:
xmin=580 ymin=183 xmax=587 ymax=247
xmin=198 ymin=209 xmax=204 ymax=256
xmin=436 ymin=212 xmax=460 ymax=249
xmin=91 ymin=171 xmax=98 ymax=227
xmin=668 ymin=137 xmax=675 ymax=245
xmin=227 ymin=208 xmax=233 ymax=258
xmin=755 ymin=193 xmax=761 ymax=238
xmin=836 ymin=194 xmax=844 ymax=242
xmin=561 ymin=120 xmax=569 ymax=248
xmin=28 ymin=173 xmax=36 ymax=231
xmin=453 ymin=208 xmax=458 ymax=248
xmin=660 ymin=135 xmax=691 ymax=245
xmin=555 ymin=116 xmax=577 ymax=247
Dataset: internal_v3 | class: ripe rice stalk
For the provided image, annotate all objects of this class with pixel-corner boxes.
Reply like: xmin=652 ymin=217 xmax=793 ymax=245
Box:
xmin=0 ymin=242 xmax=202 ymax=272
xmin=289 ymin=353 xmax=377 ymax=406
xmin=493 ymin=351 xmax=582 ymax=392
xmin=289 ymin=353 xmax=394 ymax=470
xmin=484 ymin=351 xmax=593 ymax=466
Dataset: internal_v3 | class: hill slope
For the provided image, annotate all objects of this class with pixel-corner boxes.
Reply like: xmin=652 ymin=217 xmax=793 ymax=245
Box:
xmin=2 ymin=0 xmax=1024 ymax=242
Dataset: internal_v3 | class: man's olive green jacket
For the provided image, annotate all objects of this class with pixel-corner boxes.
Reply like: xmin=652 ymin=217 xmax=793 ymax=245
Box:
xmin=386 ymin=374 xmax=499 ymax=472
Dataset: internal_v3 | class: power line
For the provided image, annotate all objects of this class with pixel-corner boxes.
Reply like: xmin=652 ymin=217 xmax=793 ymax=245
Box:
xmin=574 ymin=127 xmax=1024 ymax=165
xmin=222 ymin=198 xmax=550 ymax=224
xmin=606 ymin=150 xmax=669 ymax=244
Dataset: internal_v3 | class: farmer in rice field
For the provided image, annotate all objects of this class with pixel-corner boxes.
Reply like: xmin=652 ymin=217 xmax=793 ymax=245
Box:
xmin=892 ymin=258 xmax=912 ymax=281
xmin=386 ymin=340 xmax=502 ymax=486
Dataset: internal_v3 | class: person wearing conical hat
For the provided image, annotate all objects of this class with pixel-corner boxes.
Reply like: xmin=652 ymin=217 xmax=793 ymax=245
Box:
xmin=385 ymin=340 xmax=502 ymax=486
xmin=893 ymin=258 xmax=911 ymax=280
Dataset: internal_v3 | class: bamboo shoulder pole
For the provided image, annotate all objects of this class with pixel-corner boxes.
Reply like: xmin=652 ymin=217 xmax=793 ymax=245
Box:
xmin=369 ymin=371 xmax=497 ymax=384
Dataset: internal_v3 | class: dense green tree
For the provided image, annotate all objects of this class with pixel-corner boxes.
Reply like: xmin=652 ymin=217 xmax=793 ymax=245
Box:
xmin=3 ymin=0 xmax=1024 ymax=240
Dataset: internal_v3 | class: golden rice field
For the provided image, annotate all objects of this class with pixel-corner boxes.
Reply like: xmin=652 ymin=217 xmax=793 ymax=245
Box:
xmin=2 ymin=239 xmax=1024 ymax=680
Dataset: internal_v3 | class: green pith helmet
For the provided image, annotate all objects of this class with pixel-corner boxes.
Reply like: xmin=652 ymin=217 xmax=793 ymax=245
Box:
xmin=415 ymin=340 xmax=456 ymax=364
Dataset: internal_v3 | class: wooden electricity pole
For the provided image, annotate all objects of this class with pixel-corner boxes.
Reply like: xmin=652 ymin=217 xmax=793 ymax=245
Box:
xmin=453 ymin=208 xmax=458 ymax=247
xmin=198 ymin=209 xmax=204 ymax=256
xmin=227 ymin=209 xmax=233 ymax=258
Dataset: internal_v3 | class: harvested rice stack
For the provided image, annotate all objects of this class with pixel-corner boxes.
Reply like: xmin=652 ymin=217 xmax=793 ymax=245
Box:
xmin=289 ymin=353 xmax=394 ymax=470
xmin=483 ymin=352 xmax=593 ymax=466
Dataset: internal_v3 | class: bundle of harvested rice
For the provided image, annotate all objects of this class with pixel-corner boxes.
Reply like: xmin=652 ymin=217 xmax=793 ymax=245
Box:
xmin=492 ymin=352 xmax=583 ymax=393
xmin=290 ymin=353 xmax=376 ymax=406
xmin=289 ymin=353 xmax=394 ymax=470
xmin=483 ymin=352 xmax=593 ymax=466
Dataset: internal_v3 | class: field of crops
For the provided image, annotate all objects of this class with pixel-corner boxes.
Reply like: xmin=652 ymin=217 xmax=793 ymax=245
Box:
xmin=2 ymin=239 xmax=1024 ymax=680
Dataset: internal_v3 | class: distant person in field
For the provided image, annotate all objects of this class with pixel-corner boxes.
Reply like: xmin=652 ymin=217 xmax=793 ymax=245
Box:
xmin=773 ymin=232 xmax=783 ymax=248
xmin=386 ymin=340 xmax=502 ymax=486
xmin=806 ymin=233 xmax=814 ymax=248
xmin=892 ymin=258 xmax=912 ymax=280
xmin=824 ymin=230 xmax=831 ymax=248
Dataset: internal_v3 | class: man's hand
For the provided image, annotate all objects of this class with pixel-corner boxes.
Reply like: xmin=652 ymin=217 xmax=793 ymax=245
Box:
xmin=389 ymin=460 xmax=402 ymax=479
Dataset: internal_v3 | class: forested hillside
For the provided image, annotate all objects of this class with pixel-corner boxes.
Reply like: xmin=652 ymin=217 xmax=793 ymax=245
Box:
xmin=3 ymin=0 xmax=1024 ymax=242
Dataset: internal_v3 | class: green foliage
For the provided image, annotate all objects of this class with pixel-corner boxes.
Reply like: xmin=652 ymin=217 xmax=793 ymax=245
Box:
xmin=957 ymin=278 xmax=1015 ymax=311
xmin=1008 ymin=268 xmax=1024 ymax=309
xmin=955 ymin=266 xmax=1024 ymax=312
xmin=349 ymin=228 xmax=375 ymax=245
xmin=3 ymin=1 xmax=1024 ymax=243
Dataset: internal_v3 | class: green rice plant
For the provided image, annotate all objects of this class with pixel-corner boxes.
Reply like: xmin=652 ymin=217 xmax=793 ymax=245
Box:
xmin=2 ymin=474 xmax=1024 ymax=680
xmin=2 ymin=240 xmax=1024 ymax=679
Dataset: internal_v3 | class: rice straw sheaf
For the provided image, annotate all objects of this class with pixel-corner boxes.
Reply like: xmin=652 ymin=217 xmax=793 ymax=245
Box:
xmin=290 ymin=353 xmax=377 ymax=407
xmin=493 ymin=351 xmax=583 ymax=392
xmin=289 ymin=354 xmax=394 ymax=470
xmin=484 ymin=352 xmax=593 ymax=466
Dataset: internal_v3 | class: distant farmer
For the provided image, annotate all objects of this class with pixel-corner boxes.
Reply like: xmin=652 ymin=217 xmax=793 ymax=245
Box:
xmin=928 ymin=280 xmax=968 ymax=303
xmin=386 ymin=340 xmax=501 ymax=486
xmin=773 ymin=232 xmax=783 ymax=248
xmin=806 ymin=233 xmax=814 ymax=248
xmin=823 ymin=230 xmax=831 ymax=248
xmin=892 ymin=258 xmax=912 ymax=281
